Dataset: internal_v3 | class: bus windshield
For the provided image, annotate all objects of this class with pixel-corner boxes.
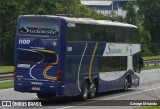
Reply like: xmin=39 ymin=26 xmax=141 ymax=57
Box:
xmin=18 ymin=18 xmax=59 ymax=36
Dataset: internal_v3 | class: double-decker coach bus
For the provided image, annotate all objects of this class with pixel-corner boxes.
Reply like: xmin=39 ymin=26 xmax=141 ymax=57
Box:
xmin=14 ymin=15 xmax=143 ymax=100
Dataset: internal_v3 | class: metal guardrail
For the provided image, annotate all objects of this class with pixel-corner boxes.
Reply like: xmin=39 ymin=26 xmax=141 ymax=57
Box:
xmin=143 ymin=59 xmax=160 ymax=66
xmin=0 ymin=72 xmax=13 ymax=81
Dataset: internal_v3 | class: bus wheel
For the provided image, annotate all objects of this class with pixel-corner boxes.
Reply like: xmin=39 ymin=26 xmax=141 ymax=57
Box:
xmin=81 ymin=81 xmax=89 ymax=101
xmin=89 ymin=81 xmax=97 ymax=99
xmin=37 ymin=93 xmax=54 ymax=99
xmin=123 ymin=78 xmax=129 ymax=91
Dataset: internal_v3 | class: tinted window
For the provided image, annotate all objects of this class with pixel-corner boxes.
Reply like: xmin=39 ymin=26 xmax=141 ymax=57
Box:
xmin=18 ymin=51 xmax=42 ymax=62
xmin=67 ymin=23 xmax=139 ymax=43
xmin=99 ymin=56 xmax=127 ymax=72
xmin=133 ymin=52 xmax=140 ymax=72
xmin=18 ymin=51 xmax=58 ymax=64
xmin=67 ymin=23 xmax=86 ymax=41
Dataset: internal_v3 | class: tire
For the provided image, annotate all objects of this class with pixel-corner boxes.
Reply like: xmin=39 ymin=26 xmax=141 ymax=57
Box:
xmin=37 ymin=93 xmax=55 ymax=99
xmin=89 ymin=81 xmax=97 ymax=99
xmin=81 ymin=81 xmax=89 ymax=101
xmin=123 ymin=78 xmax=129 ymax=91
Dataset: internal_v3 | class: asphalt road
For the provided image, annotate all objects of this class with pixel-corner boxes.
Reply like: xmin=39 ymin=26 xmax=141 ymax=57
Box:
xmin=1 ymin=69 xmax=160 ymax=109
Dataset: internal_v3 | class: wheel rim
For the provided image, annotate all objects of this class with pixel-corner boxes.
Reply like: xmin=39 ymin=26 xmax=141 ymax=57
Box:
xmin=83 ymin=85 xmax=88 ymax=98
xmin=90 ymin=84 xmax=96 ymax=96
xmin=125 ymin=79 xmax=129 ymax=90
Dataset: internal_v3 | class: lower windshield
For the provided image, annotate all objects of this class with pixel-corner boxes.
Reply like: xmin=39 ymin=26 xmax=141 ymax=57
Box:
xmin=18 ymin=50 xmax=58 ymax=64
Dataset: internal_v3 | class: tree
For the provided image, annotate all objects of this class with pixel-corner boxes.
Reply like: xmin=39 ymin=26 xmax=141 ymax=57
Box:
xmin=18 ymin=0 xmax=57 ymax=15
xmin=138 ymin=26 xmax=152 ymax=56
xmin=137 ymin=0 xmax=160 ymax=55
xmin=0 ymin=0 xmax=18 ymax=65
xmin=125 ymin=1 xmax=138 ymax=25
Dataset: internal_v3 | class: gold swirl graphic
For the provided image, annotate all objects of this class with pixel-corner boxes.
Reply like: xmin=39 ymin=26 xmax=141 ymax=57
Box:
xmin=34 ymin=49 xmax=59 ymax=80
xmin=89 ymin=42 xmax=98 ymax=82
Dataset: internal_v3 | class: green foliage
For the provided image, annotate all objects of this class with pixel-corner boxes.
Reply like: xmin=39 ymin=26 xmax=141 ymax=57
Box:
xmin=124 ymin=1 xmax=154 ymax=56
xmin=138 ymin=25 xmax=152 ymax=56
xmin=0 ymin=66 xmax=14 ymax=73
xmin=0 ymin=0 xmax=18 ymax=65
xmin=143 ymin=55 xmax=160 ymax=60
xmin=106 ymin=14 xmax=126 ymax=22
xmin=0 ymin=81 xmax=13 ymax=90
xmin=142 ymin=65 xmax=160 ymax=71
xmin=151 ymin=43 xmax=160 ymax=55
xmin=125 ymin=1 xmax=138 ymax=25
xmin=18 ymin=0 xmax=57 ymax=15
xmin=124 ymin=1 xmax=160 ymax=56
xmin=137 ymin=0 xmax=160 ymax=55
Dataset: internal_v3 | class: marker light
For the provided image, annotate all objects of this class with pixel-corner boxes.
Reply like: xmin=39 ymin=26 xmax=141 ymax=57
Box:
xmin=57 ymin=70 xmax=62 ymax=81
xmin=14 ymin=67 xmax=16 ymax=79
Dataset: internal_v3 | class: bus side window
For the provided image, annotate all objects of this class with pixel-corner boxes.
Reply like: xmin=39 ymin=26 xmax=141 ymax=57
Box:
xmin=75 ymin=24 xmax=85 ymax=41
xmin=107 ymin=27 xmax=115 ymax=42
xmin=67 ymin=26 xmax=78 ymax=41
xmin=85 ymin=33 xmax=91 ymax=41
xmin=99 ymin=57 xmax=127 ymax=72
xmin=118 ymin=28 xmax=124 ymax=42
xmin=94 ymin=27 xmax=104 ymax=41
xmin=109 ymin=32 xmax=116 ymax=42
xmin=126 ymin=28 xmax=131 ymax=43
xmin=90 ymin=25 xmax=96 ymax=41
xmin=85 ymin=25 xmax=91 ymax=41
xmin=67 ymin=59 xmax=72 ymax=74
xmin=95 ymin=31 xmax=100 ymax=41
xmin=102 ymin=31 xmax=107 ymax=42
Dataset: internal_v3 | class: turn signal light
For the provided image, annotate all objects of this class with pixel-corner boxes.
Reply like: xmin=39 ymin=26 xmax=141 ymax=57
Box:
xmin=14 ymin=67 xmax=16 ymax=79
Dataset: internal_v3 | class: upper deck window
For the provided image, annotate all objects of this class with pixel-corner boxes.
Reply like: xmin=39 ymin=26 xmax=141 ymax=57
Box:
xmin=18 ymin=17 xmax=59 ymax=36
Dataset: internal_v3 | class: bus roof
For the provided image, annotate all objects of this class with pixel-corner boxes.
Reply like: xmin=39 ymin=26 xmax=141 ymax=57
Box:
xmin=63 ymin=17 xmax=138 ymax=29
xmin=19 ymin=15 xmax=138 ymax=29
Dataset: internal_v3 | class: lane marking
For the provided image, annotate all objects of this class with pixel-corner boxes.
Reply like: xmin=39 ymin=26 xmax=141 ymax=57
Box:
xmin=57 ymin=86 xmax=160 ymax=109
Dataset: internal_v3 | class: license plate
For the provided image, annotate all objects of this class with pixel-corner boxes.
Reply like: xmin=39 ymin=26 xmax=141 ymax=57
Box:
xmin=32 ymin=87 xmax=40 ymax=90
